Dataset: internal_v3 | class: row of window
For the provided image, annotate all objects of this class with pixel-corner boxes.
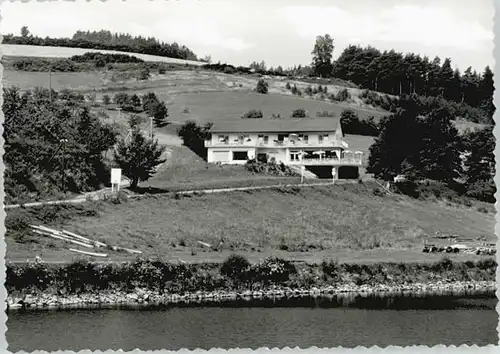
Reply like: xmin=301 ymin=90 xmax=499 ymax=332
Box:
xmin=216 ymin=134 xmax=331 ymax=144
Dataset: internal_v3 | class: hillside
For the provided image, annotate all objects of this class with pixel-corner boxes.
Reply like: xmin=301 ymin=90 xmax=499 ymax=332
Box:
xmin=2 ymin=46 xmax=487 ymax=200
xmin=6 ymin=183 xmax=495 ymax=264
xmin=3 ymin=43 xmax=495 ymax=266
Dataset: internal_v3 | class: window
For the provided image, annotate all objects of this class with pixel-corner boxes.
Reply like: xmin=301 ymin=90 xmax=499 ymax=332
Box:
xmin=218 ymin=135 xmax=228 ymax=144
xmin=237 ymin=135 xmax=250 ymax=144
xmin=290 ymin=151 xmax=301 ymax=161
xmin=299 ymin=134 xmax=309 ymax=144
xmin=258 ymin=135 xmax=269 ymax=145
xmin=277 ymin=134 xmax=288 ymax=144
xmin=318 ymin=134 xmax=329 ymax=144
xmin=233 ymin=151 xmax=248 ymax=161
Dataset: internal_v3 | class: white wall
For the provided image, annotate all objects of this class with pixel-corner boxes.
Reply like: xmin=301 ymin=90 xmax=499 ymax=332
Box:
xmin=207 ymin=147 xmax=256 ymax=164
xmin=207 ymin=127 xmax=345 ymax=165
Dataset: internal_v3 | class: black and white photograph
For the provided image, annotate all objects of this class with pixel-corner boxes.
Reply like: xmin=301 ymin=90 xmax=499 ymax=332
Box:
xmin=1 ymin=0 xmax=497 ymax=352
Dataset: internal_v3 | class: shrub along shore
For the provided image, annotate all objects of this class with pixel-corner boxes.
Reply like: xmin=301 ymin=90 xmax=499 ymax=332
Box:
xmin=6 ymin=256 xmax=497 ymax=311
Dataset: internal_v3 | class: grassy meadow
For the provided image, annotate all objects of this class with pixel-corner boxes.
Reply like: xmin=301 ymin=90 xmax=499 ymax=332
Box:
xmin=3 ymin=70 xmax=106 ymax=91
xmin=6 ymin=183 xmax=495 ymax=264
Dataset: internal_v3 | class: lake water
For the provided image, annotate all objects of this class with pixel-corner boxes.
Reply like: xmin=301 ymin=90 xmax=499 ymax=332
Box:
xmin=7 ymin=292 xmax=498 ymax=351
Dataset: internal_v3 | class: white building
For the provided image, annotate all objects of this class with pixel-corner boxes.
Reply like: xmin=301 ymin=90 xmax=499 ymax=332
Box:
xmin=205 ymin=117 xmax=363 ymax=171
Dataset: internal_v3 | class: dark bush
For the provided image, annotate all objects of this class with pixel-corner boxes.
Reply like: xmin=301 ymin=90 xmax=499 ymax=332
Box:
xmin=102 ymin=95 xmax=111 ymax=105
xmin=291 ymin=108 xmax=308 ymax=118
xmin=332 ymin=88 xmax=350 ymax=102
xmin=465 ymin=180 xmax=496 ymax=203
xmin=220 ymin=254 xmax=251 ymax=283
xmin=250 ymin=257 xmax=297 ymax=285
xmin=70 ymin=52 xmax=144 ymax=64
xmin=316 ymin=111 xmax=336 ymax=117
xmin=241 ymin=109 xmax=263 ymax=119
xmin=256 ymin=79 xmax=269 ymax=94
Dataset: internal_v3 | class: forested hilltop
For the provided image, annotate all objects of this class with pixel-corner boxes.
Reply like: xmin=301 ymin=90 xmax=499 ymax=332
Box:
xmin=206 ymin=36 xmax=495 ymax=124
xmin=332 ymin=45 xmax=494 ymax=120
xmin=3 ymin=27 xmax=198 ymax=61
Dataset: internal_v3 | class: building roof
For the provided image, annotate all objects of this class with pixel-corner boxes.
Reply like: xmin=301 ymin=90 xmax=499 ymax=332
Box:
xmin=209 ymin=117 xmax=340 ymax=133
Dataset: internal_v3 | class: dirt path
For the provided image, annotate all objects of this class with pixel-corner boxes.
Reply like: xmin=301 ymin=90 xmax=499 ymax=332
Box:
xmin=4 ymin=180 xmax=350 ymax=210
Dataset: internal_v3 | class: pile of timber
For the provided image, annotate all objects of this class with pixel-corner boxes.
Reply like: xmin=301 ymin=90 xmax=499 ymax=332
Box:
xmin=30 ymin=225 xmax=142 ymax=258
xmin=422 ymin=240 xmax=496 ymax=256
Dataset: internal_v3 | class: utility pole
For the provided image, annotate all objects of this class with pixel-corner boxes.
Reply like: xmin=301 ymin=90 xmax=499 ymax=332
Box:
xmin=60 ymin=139 xmax=68 ymax=193
xmin=49 ymin=65 xmax=52 ymax=103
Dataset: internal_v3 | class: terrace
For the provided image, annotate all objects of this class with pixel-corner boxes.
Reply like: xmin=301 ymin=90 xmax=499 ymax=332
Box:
xmin=288 ymin=150 xmax=363 ymax=166
xmin=204 ymin=138 xmax=348 ymax=149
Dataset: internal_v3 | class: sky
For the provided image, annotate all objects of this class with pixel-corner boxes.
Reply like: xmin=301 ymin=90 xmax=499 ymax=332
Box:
xmin=0 ymin=0 xmax=494 ymax=73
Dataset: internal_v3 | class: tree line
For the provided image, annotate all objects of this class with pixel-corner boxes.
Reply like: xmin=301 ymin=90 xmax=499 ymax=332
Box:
xmin=360 ymin=90 xmax=490 ymax=124
xmin=367 ymin=96 xmax=495 ymax=203
xmin=3 ymin=87 xmax=167 ymax=202
xmin=4 ymin=26 xmax=198 ymax=61
xmin=3 ymin=87 xmax=117 ymax=203
xmin=7 ymin=52 xmax=188 ymax=77
xmin=332 ymin=45 xmax=494 ymax=116
xmin=306 ymin=35 xmax=494 ymax=121
xmin=243 ymin=35 xmax=494 ymax=123
xmin=9 ymin=52 xmax=145 ymax=72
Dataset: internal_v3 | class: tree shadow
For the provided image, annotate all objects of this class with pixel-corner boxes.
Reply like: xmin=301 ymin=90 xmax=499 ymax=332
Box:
xmin=182 ymin=141 xmax=208 ymax=161
xmin=176 ymin=121 xmax=212 ymax=162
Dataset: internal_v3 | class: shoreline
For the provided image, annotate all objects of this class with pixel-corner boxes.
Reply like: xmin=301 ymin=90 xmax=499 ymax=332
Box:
xmin=8 ymin=280 xmax=496 ymax=312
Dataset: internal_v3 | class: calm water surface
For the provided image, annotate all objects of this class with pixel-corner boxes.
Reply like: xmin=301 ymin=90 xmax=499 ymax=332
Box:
xmin=7 ymin=293 xmax=498 ymax=351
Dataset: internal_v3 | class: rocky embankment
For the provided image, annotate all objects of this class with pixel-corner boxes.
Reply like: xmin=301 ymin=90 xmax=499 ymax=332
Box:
xmin=7 ymin=256 xmax=496 ymax=311
xmin=8 ymin=280 xmax=496 ymax=311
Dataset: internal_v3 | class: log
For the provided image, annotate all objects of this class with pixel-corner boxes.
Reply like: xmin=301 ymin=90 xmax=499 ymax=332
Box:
xmin=32 ymin=230 xmax=94 ymax=249
xmin=32 ymin=225 xmax=93 ymax=245
xmin=33 ymin=225 xmax=70 ymax=237
xmin=63 ymin=230 xmax=140 ymax=253
xmin=197 ymin=241 xmax=212 ymax=248
xmin=119 ymin=247 xmax=142 ymax=254
xmin=32 ymin=225 xmax=142 ymax=254
xmin=69 ymin=248 xmax=108 ymax=258
xmin=33 ymin=225 xmax=95 ymax=245
xmin=62 ymin=229 xmax=107 ymax=247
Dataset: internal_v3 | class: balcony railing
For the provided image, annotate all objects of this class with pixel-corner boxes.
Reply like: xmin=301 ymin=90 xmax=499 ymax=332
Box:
xmin=205 ymin=140 xmax=345 ymax=148
xmin=288 ymin=157 xmax=363 ymax=166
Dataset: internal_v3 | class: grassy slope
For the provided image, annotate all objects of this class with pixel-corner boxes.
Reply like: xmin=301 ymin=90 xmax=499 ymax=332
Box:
xmin=7 ymin=184 xmax=494 ymax=264
xmin=142 ymin=144 xmax=301 ymax=190
xmin=3 ymin=70 xmax=106 ymax=91
xmin=157 ymin=91 xmax=386 ymax=125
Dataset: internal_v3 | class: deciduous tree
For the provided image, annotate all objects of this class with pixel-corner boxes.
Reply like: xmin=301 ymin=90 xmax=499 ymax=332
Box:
xmin=311 ymin=34 xmax=334 ymax=77
xmin=114 ymin=126 xmax=166 ymax=189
